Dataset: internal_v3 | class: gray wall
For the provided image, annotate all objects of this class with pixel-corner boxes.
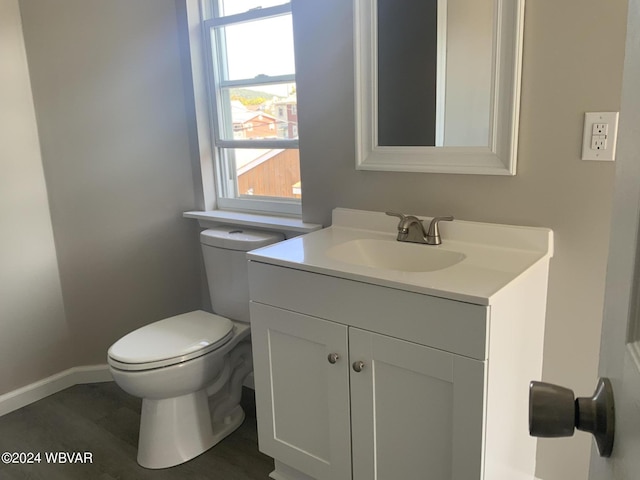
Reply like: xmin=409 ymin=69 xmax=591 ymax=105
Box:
xmin=18 ymin=0 xmax=203 ymax=366
xmin=0 ymin=0 xmax=72 ymax=395
xmin=292 ymin=0 xmax=627 ymax=478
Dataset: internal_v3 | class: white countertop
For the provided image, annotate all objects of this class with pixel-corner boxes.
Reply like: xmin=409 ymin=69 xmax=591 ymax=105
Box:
xmin=247 ymin=208 xmax=553 ymax=305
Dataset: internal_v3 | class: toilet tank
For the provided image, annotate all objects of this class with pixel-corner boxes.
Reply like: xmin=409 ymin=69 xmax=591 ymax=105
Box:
xmin=200 ymin=226 xmax=284 ymax=322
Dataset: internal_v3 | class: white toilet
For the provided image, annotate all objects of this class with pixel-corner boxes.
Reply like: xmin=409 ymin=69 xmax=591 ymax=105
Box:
xmin=107 ymin=226 xmax=283 ymax=469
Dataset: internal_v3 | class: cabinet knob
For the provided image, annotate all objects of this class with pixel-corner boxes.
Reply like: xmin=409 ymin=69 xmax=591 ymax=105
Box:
xmin=327 ymin=353 xmax=340 ymax=364
xmin=352 ymin=361 xmax=365 ymax=372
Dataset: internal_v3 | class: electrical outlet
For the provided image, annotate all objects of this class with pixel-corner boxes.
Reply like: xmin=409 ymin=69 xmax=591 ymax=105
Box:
xmin=592 ymin=123 xmax=608 ymax=135
xmin=582 ymin=112 xmax=619 ymax=161
xmin=591 ymin=135 xmax=607 ymax=150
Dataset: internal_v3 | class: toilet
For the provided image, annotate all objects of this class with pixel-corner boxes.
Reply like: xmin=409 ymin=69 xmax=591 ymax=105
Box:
xmin=107 ymin=226 xmax=284 ymax=469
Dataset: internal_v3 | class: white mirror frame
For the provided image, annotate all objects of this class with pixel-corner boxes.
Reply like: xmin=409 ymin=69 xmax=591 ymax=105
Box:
xmin=354 ymin=0 xmax=525 ymax=175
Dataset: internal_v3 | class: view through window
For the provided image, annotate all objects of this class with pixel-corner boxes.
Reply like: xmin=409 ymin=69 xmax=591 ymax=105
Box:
xmin=204 ymin=1 xmax=300 ymax=213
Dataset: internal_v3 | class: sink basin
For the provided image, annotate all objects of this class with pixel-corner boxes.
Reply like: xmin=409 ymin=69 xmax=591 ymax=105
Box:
xmin=326 ymin=238 xmax=465 ymax=273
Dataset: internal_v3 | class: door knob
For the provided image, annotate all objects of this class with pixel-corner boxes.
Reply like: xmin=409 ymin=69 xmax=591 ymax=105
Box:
xmin=327 ymin=353 xmax=340 ymax=364
xmin=529 ymin=377 xmax=615 ymax=457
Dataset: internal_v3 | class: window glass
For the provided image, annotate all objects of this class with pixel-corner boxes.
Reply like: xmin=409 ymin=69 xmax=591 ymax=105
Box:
xmin=212 ymin=15 xmax=295 ymax=81
xmin=216 ymin=0 xmax=287 ymax=17
xmin=219 ymin=83 xmax=297 ymax=141
xmin=219 ymin=148 xmax=301 ymax=200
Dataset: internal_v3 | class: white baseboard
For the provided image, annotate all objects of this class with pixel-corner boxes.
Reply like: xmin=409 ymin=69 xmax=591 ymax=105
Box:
xmin=0 ymin=364 xmax=112 ymax=417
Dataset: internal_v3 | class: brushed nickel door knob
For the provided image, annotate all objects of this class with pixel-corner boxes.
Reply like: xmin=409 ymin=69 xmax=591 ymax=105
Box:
xmin=327 ymin=353 xmax=340 ymax=364
xmin=352 ymin=361 xmax=365 ymax=372
xmin=529 ymin=377 xmax=615 ymax=457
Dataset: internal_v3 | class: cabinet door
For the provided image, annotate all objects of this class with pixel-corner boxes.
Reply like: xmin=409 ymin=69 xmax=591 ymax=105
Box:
xmin=349 ymin=328 xmax=486 ymax=480
xmin=250 ymin=302 xmax=352 ymax=480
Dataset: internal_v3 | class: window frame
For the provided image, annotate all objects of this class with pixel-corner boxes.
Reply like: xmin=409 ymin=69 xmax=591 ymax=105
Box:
xmin=191 ymin=0 xmax=301 ymax=216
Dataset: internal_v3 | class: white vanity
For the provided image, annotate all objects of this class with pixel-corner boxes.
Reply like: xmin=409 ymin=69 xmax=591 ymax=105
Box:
xmin=247 ymin=208 xmax=553 ymax=480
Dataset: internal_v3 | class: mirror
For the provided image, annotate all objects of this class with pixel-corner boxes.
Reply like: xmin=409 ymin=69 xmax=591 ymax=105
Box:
xmin=354 ymin=0 xmax=525 ymax=175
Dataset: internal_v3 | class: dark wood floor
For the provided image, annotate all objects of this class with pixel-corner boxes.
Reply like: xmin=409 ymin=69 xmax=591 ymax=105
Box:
xmin=0 ymin=382 xmax=274 ymax=479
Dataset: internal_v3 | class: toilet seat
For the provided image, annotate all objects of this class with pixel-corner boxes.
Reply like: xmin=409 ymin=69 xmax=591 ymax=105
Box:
xmin=108 ymin=310 xmax=234 ymax=371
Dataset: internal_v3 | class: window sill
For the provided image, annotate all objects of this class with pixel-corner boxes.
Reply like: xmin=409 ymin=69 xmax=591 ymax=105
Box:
xmin=183 ymin=210 xmax=323 ymax=237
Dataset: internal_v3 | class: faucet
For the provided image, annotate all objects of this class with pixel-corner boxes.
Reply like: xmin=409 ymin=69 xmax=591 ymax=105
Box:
xmin=386 ymin=212 xmax=454 ymax=246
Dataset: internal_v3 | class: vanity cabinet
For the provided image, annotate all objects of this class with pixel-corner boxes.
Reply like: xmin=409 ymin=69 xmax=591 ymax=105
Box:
xmin=247 ymin=208 xmax=552 ymax=480
xmin=251 ymin=301 xmax=485 ymax=480
xmin=249 ymin=262 xmax=497 ymax=480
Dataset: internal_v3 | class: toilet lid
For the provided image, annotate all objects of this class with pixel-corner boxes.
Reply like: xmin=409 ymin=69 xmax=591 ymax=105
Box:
xmin=108 ymin=310 xmax=234 ymax=371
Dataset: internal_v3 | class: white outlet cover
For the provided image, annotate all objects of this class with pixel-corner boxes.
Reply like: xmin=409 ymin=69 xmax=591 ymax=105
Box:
xmin=582 ymin=112 xmax=619 ymax=161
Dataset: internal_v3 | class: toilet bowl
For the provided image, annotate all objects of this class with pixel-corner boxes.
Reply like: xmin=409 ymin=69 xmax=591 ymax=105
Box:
xmin=107 ymin=227 xmax=283 ymax=469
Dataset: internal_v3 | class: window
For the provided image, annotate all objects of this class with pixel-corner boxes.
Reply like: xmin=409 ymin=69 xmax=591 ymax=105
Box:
xmin=200 ymin=0 xmax=300 ymax=215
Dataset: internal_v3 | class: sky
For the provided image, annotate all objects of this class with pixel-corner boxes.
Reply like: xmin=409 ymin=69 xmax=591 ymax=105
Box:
xmin=216 ymin=0 xmax=295 ymax=91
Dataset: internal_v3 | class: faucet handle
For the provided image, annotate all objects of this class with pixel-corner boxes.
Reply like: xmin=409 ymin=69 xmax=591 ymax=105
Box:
xmin=426 ymin=216 xmax=454 ymax=245
xmin=385 ymin=211 xmax=408 ymax=231
xmin=385 ymin=211 xmax=406 ymax=221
